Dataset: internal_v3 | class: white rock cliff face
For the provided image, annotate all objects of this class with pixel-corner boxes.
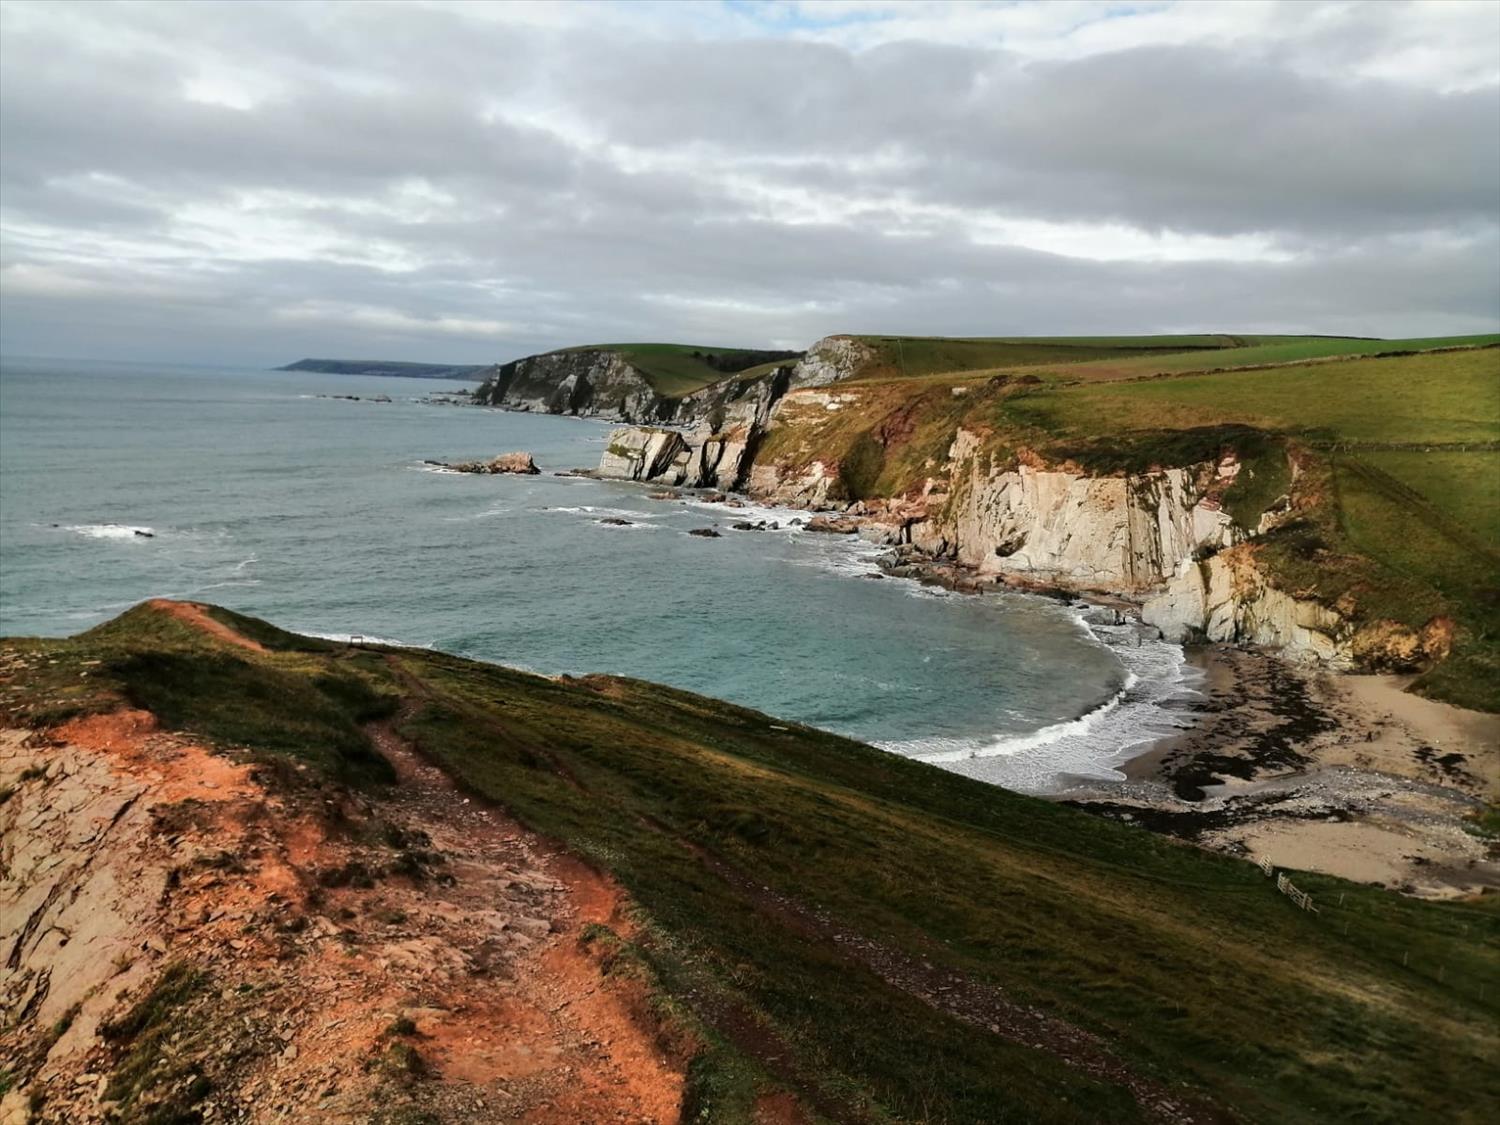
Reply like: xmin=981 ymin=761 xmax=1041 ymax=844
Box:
xmin=786 ymin=336 xmax=876 ymax=387
xmin=598 ymin=425 xmax=754 ymax=491
xmin=594 ymin=389 xmax=1371 ymax=669
xmin=1143 ymin=547 xmax=1349 ymax=664
xmin=910 ymin=434 xmax=1240 ymax=591
xmin=745 ymin=458 xmax=842 ymax=507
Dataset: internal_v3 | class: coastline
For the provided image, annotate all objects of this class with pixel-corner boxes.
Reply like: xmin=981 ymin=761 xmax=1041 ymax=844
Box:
xmin=1059 ymin=644 xmax=1499 ymax=898
xmin=627 ymin=478 xmax=1499 ymax=899
xmin=856 ymin=524 xmax=1499 ymax=898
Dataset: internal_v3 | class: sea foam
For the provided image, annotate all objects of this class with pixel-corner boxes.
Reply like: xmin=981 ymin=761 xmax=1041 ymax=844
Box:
xmin=61 ymin=523 xmax=156 ymax=540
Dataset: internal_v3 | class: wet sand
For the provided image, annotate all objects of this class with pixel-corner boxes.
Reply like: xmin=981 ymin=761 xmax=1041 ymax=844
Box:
xmin=1059 ymin=645 xmax=1500 ymax=899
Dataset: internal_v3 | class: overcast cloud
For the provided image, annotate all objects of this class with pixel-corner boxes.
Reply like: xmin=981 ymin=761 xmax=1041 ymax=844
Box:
xmin=1 ymin=0 xmax=1497 ymax=365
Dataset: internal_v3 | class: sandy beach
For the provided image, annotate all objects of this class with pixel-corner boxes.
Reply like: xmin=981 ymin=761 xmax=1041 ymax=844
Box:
xmin=1060 ymin=645 xmax=1499 ymax=899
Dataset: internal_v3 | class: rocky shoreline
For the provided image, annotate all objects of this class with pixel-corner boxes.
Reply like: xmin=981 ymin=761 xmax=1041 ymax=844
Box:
xmin=870 ymin=536 xmax=1497 ymax=899
xmin=1059 ymin=646 xmax=1499 ymax=898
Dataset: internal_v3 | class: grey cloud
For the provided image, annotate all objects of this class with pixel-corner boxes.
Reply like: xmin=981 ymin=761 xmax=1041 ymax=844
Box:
xmin=560 ymin=39 xmax=1500 ymax=239
xmin=0 ymin=0 xmax=1496 ymax=365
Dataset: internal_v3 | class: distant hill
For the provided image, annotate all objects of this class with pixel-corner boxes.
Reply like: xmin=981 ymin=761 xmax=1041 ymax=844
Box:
xmin=277 ymin=358 xmax=492 ymax=380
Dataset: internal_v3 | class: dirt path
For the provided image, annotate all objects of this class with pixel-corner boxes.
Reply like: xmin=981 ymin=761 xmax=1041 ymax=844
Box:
xmin=363 ymin=712 xmax=685 ymax=1122
xmin=145 ymin=598 xmax=266 ymax=652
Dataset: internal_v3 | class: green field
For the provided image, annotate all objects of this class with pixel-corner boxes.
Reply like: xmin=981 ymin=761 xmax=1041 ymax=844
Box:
xmin=1355 ymin=450 xmax=1500 ymax=549
xmin=553 ymin=342 xmax=800 ymax=397
xmin=3 ymin=602 xmax=1496 ymax=1124
xmin=1025 ymin=334 xmax=1500 ymax=383
xmin=847 ymin=334 xmax=1239 ymax=380
xmin=837 ymin=333 xmax=1500 ymax=385
xmin=1011 ymin=346 xmax=1500 ymax=446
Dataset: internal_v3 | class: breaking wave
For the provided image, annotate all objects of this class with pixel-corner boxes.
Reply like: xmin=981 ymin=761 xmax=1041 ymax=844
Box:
xmin=60 ymin=523 xmax=157 ymax=540
xmin=879 ymin=608 xmax=1204 ymax=792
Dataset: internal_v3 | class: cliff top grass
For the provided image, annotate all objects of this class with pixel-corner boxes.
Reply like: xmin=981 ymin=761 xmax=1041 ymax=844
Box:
xmin=550 ymin=342 xmax=801 ymax=397
xmin=843 ymin=333 xmax=1241 ymax=381
xmin=1021 ymin=333 xmax=1500 ymax=383
xmin=837 ymin=332 xmax=1500 ymax=385
xmin=3 ymin=600 xmax=1497 ymax=1124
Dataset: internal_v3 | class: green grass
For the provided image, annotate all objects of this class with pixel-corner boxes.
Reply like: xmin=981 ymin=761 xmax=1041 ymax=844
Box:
xmin=834 ymin=334 xmax=1498 ymax=385
xmin=2 ymin=603 xmax=398 ymax=781
xmin=1013 ymin=347 xmax=1500 ymax=446
xmin=5 ymin=601 xmax=1495 ymax=1123
xmin=846 ymin=334 xmax=1235 ymax=381
xmin=101 ymin=962 xmax=214 ymax=1125
xmin=1013 ymin=335 xmax=1500 ymax=383
xmin=554 ymin=343 xmax=800 ymax=397
xmin=1357 ymin=450 xmax=1500 ymax=549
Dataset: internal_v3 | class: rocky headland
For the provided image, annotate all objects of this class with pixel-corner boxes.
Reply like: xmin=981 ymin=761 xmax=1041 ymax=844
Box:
xmin=414 ymin=333 xmax=1500 ymax=898
xmin=470 ymin=344 xmax=806 ymax=427
xmin=280 ymin=359 xmax=489 ymax=380
xmin=551 ymin=339 xmax=1500 ymax=899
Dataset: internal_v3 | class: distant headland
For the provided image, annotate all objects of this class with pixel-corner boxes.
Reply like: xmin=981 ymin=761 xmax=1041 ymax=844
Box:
xmin=277 ymin=358 xmax=491 ymax=380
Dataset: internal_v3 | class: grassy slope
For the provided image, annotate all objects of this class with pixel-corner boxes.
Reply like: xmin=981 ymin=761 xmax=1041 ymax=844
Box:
xmin=1015 ymin=346 xmax=1500 ymax=445
xmin=758 ymin=345 xmax=1500 ymax=708
xmin=1030 ymin=333 xmax=1500 ymax=382
xmin=846 ymin=335 xmax=1239 ymax=380
xmin=839 ymin=334 xmax=1500 ymax=385
xmin=553 ymin=343 xmax=795 ymax=398
xmin=3 ymin=602 xmax=1496 ymax=1124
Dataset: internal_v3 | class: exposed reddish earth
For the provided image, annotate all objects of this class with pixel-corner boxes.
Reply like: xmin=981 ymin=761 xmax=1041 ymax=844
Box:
xmin=1 ymin=646 xmax=684 ymax=1122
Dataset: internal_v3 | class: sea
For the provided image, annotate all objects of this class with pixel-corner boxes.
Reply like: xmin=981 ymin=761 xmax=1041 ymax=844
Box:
xmin=0 ymin=357 xmax=1203 ymax=793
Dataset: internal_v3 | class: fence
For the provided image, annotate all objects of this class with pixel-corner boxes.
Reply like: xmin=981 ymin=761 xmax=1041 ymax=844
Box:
xmin=1255 ymin=854 xmax=1318 ymax=912
xmin=1251 ymin=854 xmax=1499 ymax=1006
xmin=1275 ymin=872 xmax=1318 ymax=913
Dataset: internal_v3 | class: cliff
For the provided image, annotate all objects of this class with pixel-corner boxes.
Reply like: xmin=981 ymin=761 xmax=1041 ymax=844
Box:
xmin=576 ymin=336 xmax=875 ymax=488
xmin=906 ymin=430 xmax=1241 ymax=591
xmin=471 ymin=343 xmax=802 ymax=425
xmin=588 ymin=341 xmax=1498 ymax=700
xmin=474 ymin=348 xmax=662 ymax=420
xmin=1 ymin=600 xmax=1490 ymax=1123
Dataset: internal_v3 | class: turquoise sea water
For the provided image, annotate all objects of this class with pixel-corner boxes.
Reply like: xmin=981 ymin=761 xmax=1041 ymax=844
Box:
xmin=0 ymin=358 xmax=1197 ymax=791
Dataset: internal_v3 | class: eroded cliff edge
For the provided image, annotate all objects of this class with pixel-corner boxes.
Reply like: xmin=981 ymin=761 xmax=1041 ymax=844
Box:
xmin=591 ymin=367 xmax=1471 ymax=689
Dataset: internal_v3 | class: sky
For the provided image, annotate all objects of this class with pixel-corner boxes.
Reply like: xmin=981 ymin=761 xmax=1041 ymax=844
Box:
xmin=1 ymin=0 xmax=1497 ymax=367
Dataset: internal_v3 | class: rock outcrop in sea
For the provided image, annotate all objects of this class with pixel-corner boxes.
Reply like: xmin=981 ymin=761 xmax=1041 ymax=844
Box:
xmin=442 ymin=452 xmax=541 ymax=474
